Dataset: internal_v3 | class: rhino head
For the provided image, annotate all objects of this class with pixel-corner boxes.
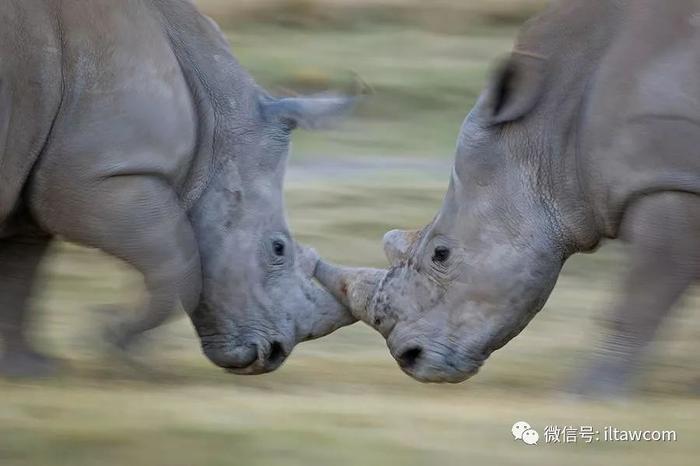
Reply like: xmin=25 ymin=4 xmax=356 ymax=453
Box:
xmin=315 ymin=51 xmax=595 ymax=382
xmin=188 ymin=92 xmax=358 ymax=375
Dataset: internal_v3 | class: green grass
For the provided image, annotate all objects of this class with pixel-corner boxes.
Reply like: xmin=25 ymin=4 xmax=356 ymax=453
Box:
xmin=200 ymin=0 xmax=548 ymax=33
xmin=227 ymin=24 xmax=517 ymax=157
xmin=2 ymin=17 xmax=700 ymax=466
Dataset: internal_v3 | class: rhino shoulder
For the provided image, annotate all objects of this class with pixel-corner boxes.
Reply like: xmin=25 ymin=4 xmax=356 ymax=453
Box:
xmin=0 ymin=1 xmax=63 ymax=225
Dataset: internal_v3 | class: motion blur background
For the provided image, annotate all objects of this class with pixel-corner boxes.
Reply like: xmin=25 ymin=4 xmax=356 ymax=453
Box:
xmin=2 ymin=1 xmax=699 ymax=465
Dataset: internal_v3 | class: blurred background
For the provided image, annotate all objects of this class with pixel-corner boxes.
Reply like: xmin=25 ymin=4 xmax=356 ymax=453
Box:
xmin=1 ymin=1 xmax=699 ymax=465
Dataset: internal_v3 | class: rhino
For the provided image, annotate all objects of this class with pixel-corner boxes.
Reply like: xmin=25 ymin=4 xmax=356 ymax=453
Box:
xmin=0 ymin=0 xmax=356 ymax=377
xmin=316 ymin=0 xmax=700 ymax=394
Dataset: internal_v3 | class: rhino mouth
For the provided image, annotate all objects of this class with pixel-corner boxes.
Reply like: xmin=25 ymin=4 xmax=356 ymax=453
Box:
xmin=201 ymin=337 xmax=291 ymax=375
xmin=389 ymin=337 xmax=488 ymax=384
xmin=224 ymin=340 xmax=289 ymax=375
xmin=398 ymin=353 xmax=484 ymax=384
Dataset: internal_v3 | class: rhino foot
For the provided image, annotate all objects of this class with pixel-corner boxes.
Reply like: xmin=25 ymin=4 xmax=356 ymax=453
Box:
xmin=96 ymin=307 xmax=171 ymax=379
xmin=0 ymin=350 xmax=61 ymax=378
xmin=102 ymin=320 xmax=137 ymax=353
xmin=564 ymin=361 xmax=636 ymax=400
xmin=98 ymin=305 xmax=149 ymax=352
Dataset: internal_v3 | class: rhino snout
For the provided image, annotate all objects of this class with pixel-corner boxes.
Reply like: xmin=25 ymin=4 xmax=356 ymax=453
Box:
xmin=202 ymin=336 xmax=291 ymax=375
xmin=389 ymin=338 xmax=485 ymax=384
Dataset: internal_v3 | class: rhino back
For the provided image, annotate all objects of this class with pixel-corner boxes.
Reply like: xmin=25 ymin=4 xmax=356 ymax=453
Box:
xmin=0 ymin=0 xmax=62 ymax=230
xmin=31 ymin=0 xmax=261 ymax=215
xmin=30 ymin=0 xmax=198 ymax=200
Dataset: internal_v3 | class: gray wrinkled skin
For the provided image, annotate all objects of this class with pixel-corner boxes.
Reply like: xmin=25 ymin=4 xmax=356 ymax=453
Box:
xmin=0 ymin=0 xmax=354 ymax=377
xmin=317 ymin=0 xmax=700 ymax=387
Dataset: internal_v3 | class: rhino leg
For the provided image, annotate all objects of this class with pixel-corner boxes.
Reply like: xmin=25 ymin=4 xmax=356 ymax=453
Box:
xmin=571 ymin=192 xmax=700 ymax=398
xmin=0 ymin=235 xmax=56 ymax=377
xmin=34 ymin=175 xmax=202 ymax=353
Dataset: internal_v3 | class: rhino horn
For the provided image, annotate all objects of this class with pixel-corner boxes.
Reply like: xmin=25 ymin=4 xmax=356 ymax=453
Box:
xmin=314 ymin=260 xmax=385 ymax=323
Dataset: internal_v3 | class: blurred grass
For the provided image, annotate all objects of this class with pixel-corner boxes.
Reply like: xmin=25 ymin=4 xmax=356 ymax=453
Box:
xmin=2 ymin=3 xmax=700 ymax=466
xmin=198 ymin=0 xmax=548 ymax=32
xmin=2 ymin=179 xmax=699 ymax=466
xmin=225 ymin=23 xmax=516 ymax=157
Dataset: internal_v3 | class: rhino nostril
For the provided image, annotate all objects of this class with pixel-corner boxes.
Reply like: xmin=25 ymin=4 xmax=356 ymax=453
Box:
xmin=397 ymin=346 xmax=423 ymax=369
xmin=266 ymin=340 xmax=286 ymax=366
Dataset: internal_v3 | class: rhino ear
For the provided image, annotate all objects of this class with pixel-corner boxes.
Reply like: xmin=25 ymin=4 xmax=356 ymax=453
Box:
xmin=484 ymin=51 xmax=547 ymax=125
xmin=261 ymin=93 xmax=358 ymax=130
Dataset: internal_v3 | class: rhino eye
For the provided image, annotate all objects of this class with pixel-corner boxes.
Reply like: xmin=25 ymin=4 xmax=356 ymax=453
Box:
xmin=272 ymin=240 xmax=286 ymax=257
xmin=432 ymin=246 xmax=450 ymax=263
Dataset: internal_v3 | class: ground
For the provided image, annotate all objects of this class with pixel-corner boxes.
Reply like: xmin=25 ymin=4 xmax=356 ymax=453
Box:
xmin=1 ymin=10 xmax=699 ymax=466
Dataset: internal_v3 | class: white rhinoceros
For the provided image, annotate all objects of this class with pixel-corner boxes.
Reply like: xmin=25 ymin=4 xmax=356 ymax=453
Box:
xmin=0 ymin=0 xmax=356 ymax=376
xmin=316 ymin=0 xmax=700 ymax=396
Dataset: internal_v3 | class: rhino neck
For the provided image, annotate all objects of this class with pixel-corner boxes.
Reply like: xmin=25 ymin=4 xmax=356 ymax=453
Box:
xmin=151 ymin=0 xmax=261 ymax=209
xmin=508 ymin=0 xmax=625 ymax=255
